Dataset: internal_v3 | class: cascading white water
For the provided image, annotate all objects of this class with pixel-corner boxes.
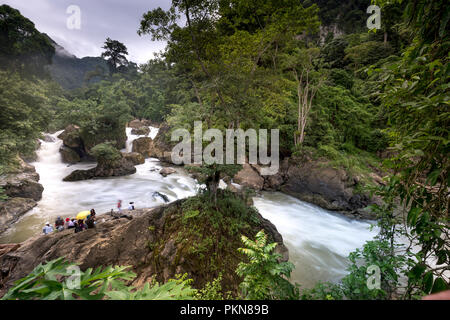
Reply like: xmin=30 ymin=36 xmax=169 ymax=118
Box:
xmin=0 ymin=127 xmax=198 ymax=244
xmin=253 ymin=192 xmax=379 ymax=288
xmin=0 ymin=127 xmax=379 ymax=287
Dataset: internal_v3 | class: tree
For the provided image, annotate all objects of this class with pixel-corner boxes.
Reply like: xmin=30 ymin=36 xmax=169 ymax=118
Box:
xmin=282 ymin=47 xmax=324 ymax=146
xmin=101 ymin=38 xmax=129 ymax=74
xmin=0 ymin=4 xmax=55 ymax=76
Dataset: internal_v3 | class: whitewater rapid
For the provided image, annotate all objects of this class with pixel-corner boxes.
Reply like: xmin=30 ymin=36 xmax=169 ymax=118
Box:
xmin=0 ymin=127 xmax=378 ymax=287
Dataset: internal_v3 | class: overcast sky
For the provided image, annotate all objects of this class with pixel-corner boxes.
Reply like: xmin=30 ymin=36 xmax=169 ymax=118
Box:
xmin=1 ymin=0 xmax=172 ymax=64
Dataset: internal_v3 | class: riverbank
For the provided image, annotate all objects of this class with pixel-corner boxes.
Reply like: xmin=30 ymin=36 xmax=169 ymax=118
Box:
xmin=0 ymin=193 xmax=288 ymax=298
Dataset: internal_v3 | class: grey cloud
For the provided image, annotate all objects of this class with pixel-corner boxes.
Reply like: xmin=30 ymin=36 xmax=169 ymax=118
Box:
xmin=1 ymin=0 xmax=172 ymax=63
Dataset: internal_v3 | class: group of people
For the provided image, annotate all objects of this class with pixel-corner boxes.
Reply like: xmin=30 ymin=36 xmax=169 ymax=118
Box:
xmin=117 ymin=200 xmax=135 ymax=211
xmin=42 ymin=200 xmax=136 ymax=236
xmin=42 ymin=209 xmax=97 ymax=235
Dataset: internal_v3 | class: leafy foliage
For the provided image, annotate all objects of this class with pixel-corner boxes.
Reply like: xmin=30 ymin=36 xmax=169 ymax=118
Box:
xmin=236 ymin=230 xmax=298 ymax=300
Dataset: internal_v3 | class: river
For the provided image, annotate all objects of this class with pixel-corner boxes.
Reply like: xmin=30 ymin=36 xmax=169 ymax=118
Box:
xmin=0 ymin=127 xmax=378 ymax=288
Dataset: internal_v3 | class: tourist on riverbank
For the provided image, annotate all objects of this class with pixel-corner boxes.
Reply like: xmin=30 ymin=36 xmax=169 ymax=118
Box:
xmin=86 ymin=209 xmax=96 ymax=229
xmin=43 ymin=222 xmax=53 ymax=235
xmin=66 ymin=218 xmax=75 ymax=229
xmin=128 ymin=202 xmax=135 ymax=210
xmin=74 ymin=219 xmax=87 ymax=233
xmin=55 ymin=216 xmax=64 ymax=231
xmin=117 ymin=200 xmax=122 ymax=212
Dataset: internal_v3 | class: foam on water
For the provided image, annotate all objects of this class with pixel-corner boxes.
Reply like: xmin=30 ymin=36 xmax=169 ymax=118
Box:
xmin=0 ymin=128 xmax=380 ymax=287
xmin=253 ymin=192 xmax=379 ymax=287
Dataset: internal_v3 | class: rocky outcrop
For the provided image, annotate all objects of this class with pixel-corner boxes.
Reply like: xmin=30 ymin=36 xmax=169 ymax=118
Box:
xmin=131 ymin=126 xmax=150 ymax=136
xmin=233 ymin=164 xmax=264 ymax=191
xmin=0 ymin=198 xmax=37 ymax=234
xmin=58 ymin=125 xmax=82 ymax=149
xmin=63 ymin=156 xmax=136 ymax=181
xmin=58 ymin=125 xmax=85 ymax=163
xmin=131 ymin=136 xmax=172 ymax=163
xmin=280 ymin=159 xmax=373 ymax=216
xmin=0 ymin=159 xmax=42 ymax=202
xmin=0 ymin=158 xmax=43 ymax=235
xmin=160 ymin=167 xmax=176 ymax=177
xmin=0 ymin=199 xmax=288 ymax=297
xmin=59 ymin=146 xmax=81 ymax=164
xmin=122 ymin=152 xmax=145 ymax=166
xmin=128 ymin=119 xmax=145 ymax=129
xmin=230 ymin=157 xmax=379 ymax=220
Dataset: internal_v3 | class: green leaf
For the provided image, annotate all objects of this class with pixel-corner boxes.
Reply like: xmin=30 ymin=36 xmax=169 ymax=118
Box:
xmin=431 ymin=278 xmax=448 ymax=294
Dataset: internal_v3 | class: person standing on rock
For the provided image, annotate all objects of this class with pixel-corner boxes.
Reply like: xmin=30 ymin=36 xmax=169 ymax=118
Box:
xmin=43 ymin=222 xmax=53 ymax=235
xmin=117 ymin=200 xmax=122 ymax=212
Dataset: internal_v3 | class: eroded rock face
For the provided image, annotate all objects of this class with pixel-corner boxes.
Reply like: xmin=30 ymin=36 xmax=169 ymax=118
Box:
xmin=0 ymin=200 xmax=288 ymax=297
xmin=0 ymin=198 xmax=37 ymax=234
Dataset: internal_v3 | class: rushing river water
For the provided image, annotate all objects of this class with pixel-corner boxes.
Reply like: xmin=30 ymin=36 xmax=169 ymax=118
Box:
xmin=0 ymin=127 xmax=379 ymax=287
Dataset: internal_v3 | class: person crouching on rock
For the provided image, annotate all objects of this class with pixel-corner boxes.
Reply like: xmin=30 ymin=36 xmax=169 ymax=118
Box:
xmin=43 ymin=222 xmax=53 ymax=235
xmin=86 ymin=209 xmax=96 ymax=229
xmin=55 ymin=216 xmax=64 ymax=232
xmin=74 ymin=219 xmax=86 ymax=233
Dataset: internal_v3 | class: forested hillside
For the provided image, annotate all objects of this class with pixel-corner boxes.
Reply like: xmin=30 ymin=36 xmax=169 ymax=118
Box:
xmin=0 ymin=0 xmax=448 ymax=301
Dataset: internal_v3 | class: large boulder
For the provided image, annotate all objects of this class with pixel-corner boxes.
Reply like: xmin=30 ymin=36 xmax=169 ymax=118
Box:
xmin=59 ymin=146 xmax=81 ymax=164
xmin=57 ymin=125 xmax=82 ymax=149
xmin=63 ymin=157 xmax=136 ymax=182
xmin=122 ymin=152 xmax=145 ymax=166
xmin=160 ymin=167 xmax=176 ymax=177
xmin=280 ymin=159 xmax=372 ymax=216
xmin=128 ymin=119 xmax=145 ymax=129
xmin=131 ymin=137 xmax=154 ymax=158
xmin=0 ymin=160 xmax=42 ymax=202
xmin=233 ymin=164 xmax=264 ymax=191
xmin=0 ymin=199 xmax=288 ymax=297
xmin=131 ymin=126 xmax=150 ymax=136
xmin=0 ymin=198 xmax=37 ymax=234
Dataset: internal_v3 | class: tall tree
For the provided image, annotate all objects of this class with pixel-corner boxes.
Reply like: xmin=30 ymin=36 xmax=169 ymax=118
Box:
xmin=101 ymin=38 xmax=129 ymax=74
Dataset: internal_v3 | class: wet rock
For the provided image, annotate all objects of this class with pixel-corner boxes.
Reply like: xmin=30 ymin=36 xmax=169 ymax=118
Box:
xmin=43 ymin=134 xmax=55 ymax=142
xmin=281 ymin=159 xmax=370 ymax=213
xmin=132 ymin=137 xmax=154 ymax=157
xmin=0 ymin=198 xmax=37 ymax=234
xmin=63 ymin=157 xmax=136 ymax=181
xmin=131 ymin=126 xmax=150 ymax=136
xmin=122 ymin=152 xmax=145 ymax=166
xmin=59 ymin=146 xmax=81 ymax=164
xmin=58 ymin=125 xmax=82 ymax=149
xmin=160 ymin=167 xmax=176 ymax=177
xmin=0 ymin=169 xmax=42 ymax=201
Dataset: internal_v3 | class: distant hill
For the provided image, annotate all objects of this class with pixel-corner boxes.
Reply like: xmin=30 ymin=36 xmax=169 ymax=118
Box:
xmin=46 ymin=40 xmax=108 ymax=90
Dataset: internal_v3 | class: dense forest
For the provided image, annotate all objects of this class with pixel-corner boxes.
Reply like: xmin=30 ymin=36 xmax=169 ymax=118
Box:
xmin=0 ymin=0 xmax=448 ymax=301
